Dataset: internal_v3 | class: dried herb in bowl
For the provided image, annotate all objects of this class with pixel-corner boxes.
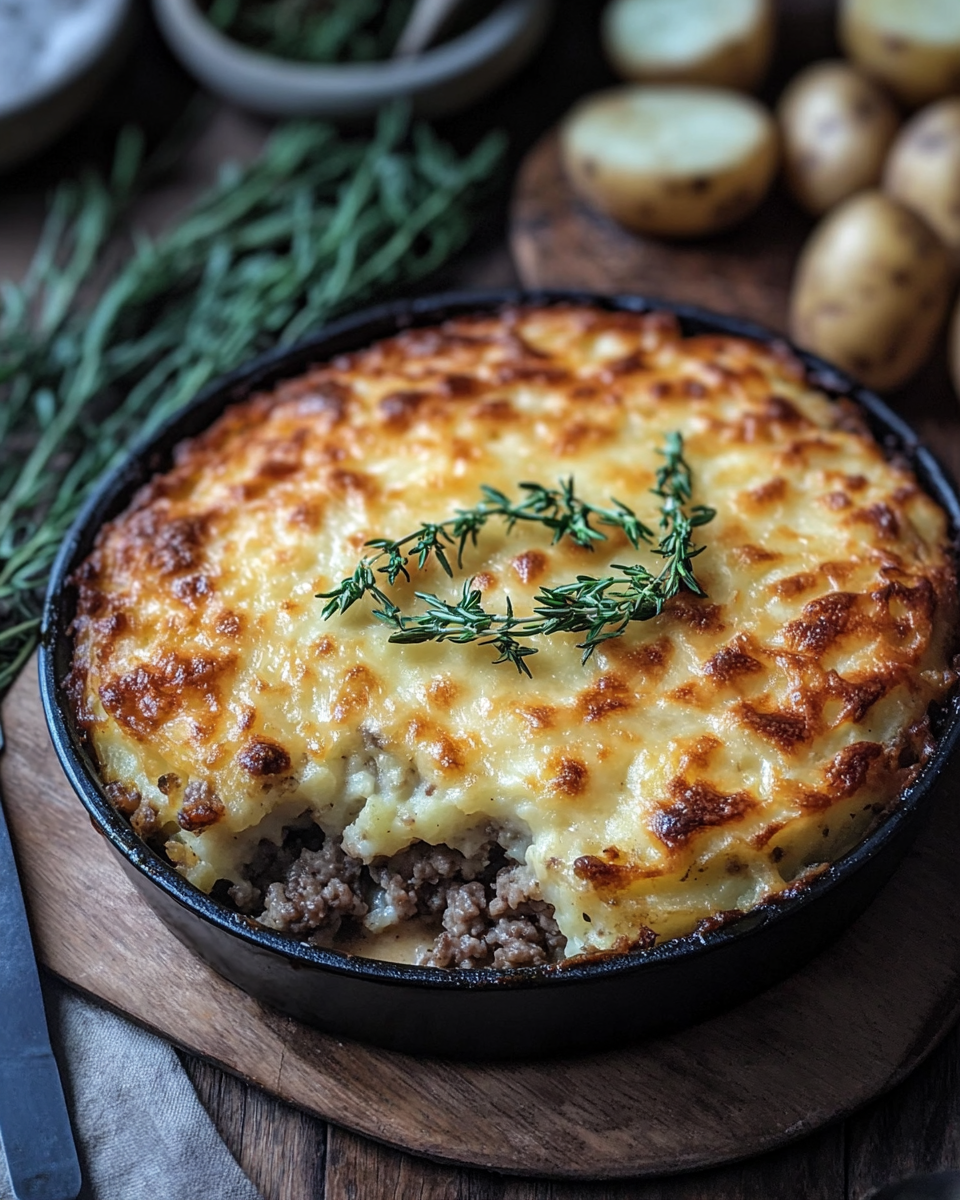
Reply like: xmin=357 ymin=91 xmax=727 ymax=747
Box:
xmin=0 ymin=104 xmax=504 ymax=695
xmin=201 ymin=0 xmax=418 ymax=63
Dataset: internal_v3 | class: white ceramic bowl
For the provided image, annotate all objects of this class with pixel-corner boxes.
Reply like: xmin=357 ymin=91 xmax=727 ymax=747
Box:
xmin=151 ymin=0 xmax=553 ymax=119
xmin=0 ymin=0 xmax=135 ymax=170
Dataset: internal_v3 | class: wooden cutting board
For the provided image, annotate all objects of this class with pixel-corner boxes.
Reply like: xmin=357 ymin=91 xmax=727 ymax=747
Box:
xmin=510 ymin=129 xmax=813 ymax=333
xmin=4 ymin=655 xmax=960 ymax=1179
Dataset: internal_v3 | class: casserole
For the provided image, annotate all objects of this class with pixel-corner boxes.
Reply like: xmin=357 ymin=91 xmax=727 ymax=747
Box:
xmin=40 ymin=291 xmax=960 ymax=1058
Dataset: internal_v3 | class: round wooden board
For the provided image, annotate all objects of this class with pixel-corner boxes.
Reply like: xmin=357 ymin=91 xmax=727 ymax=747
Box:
xmin=510 ymin=129 xmax=815 ymax=332
xmin=4 ymin=661 xmax=960 ymax=1179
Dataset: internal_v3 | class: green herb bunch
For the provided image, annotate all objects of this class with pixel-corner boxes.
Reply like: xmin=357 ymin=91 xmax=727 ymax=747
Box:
xmin=204 ymin=0 xmax=416 ymax=63
xmin=319 ymin=432 xmax=716 ymax=675
xmin=0 ymin=106 xmax=503 ymax=696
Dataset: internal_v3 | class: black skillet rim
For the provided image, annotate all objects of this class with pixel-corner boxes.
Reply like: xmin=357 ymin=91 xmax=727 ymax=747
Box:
xmin=39 ymin=288 xmax=960 ymax=994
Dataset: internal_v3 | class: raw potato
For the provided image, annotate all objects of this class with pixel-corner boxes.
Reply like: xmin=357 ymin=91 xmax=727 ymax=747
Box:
xmin=790 ymin=191 xmax=953 ymax=391
xmin=560 ymin=86 xmax=779 ymax=238
xmin=884 ymin=98 xmax=960 ymax=254
xmin=839 ymin=0 xmax=960 ymax=108
xmin=601 ymin=0 xmax=773 ymax=92
xmin=778 ymin=61 xmax=900 ymax=215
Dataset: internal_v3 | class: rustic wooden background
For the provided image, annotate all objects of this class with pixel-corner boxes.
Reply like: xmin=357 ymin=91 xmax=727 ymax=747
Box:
xmin=3 ymin=1 xmax=960 ymax=1196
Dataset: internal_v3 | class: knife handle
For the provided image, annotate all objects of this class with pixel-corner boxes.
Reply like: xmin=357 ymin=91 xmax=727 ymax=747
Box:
xmin=0 ymin=720 xmax=81 ymax=1200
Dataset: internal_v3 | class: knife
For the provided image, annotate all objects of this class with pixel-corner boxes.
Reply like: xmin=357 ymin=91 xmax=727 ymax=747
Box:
xmin=0 ymin=717 xmax=81 ymax=1200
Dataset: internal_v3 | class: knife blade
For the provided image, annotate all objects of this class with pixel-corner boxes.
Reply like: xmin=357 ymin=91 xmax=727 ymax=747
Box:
xmin=0 ymin=717 xmax=81 ymax=1200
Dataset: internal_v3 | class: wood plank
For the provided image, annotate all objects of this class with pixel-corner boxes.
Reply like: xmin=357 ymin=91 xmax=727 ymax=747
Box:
xmin=845 ymin=1020 xmax=960 ymax=1200
xmin=323 ymin=1123 xmax=845 ymax=1200
xmin=3 ymin=658 xmax=960 ymax=1178
xmin=184 ymin=1055 xmax=327 ymax=1200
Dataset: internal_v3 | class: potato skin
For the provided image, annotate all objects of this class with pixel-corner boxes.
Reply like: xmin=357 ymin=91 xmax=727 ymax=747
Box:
xmin=790 ymin=191 xmax=953 ymax=390
xmin=778 ymin=61 xmax=899 ymax=215
xmin=560 ymin=87 xmax=779 ymax=239
xmin=602 ymin=0 xmax=773 ymax=92
xmin=884 ymin=99 xmax=960 ymax=254
xmin=839 ymin=0 xmax=960 ymax=108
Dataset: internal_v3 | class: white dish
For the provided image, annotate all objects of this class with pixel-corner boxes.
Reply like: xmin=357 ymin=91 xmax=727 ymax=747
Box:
xmin=151 ymin=0 xmax=553 ymax=119
xmin=0 ymin=0 xmax=134 ymax=170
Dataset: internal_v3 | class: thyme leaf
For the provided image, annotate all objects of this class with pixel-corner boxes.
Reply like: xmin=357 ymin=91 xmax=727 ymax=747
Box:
xmin=319 ymin=432 xmax=716 ymax=675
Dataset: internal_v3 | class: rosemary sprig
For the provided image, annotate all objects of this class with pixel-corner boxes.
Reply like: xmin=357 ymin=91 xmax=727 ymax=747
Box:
xmin=319 ymin=432 xmax=716 ymax=675
xmin=0 ymin=106 xmax=504 ymax=696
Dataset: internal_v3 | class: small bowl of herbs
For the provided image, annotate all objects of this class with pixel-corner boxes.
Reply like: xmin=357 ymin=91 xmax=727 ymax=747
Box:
xmin=151 ymin=0 xmax=552 ymax=118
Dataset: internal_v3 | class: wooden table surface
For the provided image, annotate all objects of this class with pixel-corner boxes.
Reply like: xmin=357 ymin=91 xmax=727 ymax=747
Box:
xmin=4 ymin=2 xmax=960 ymax=1197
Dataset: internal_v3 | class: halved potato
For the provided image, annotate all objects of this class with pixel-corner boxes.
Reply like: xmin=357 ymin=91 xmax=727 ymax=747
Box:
xmin=839 ymin=0 xmax=960 ymax=108
xmin=790 ymin=190 xmax=953 ymax=390
xmin=778 ymin=61 xmax=900 ymax=215
xmin=884 ymin=98 xmax=960 ymax=254
xmin=601 ymin=0 xmax=773 ymax=92
xmin=560 ymin=85 xmax=779 ymax=238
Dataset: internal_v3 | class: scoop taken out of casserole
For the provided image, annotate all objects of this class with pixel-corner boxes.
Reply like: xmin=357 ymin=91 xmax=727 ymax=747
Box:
xmin=66 ymin=304 xmax=957 ymax=969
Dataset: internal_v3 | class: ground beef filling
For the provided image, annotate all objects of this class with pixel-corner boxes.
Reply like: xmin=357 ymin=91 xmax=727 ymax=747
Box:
xmin=227 ymin=828 xmax=566 ymax=967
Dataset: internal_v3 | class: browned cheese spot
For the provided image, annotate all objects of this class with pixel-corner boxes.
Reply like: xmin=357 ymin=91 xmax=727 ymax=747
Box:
xmin=99 ymin=654 xmax=230 ymax=739
xmin=577 ymin=674 xmax=633 ymax=722
xmin=824 ymin=491 xmax=851 ymax=511
xmin=471 ymin=572 xmax=497 ymax=593
xmin=511 ymin=549 xmax=548 ymax=585
xmin=666 ymin=596 xmax=725 ymax=634
xmin=215 ymin=611 xmax=242 ymax=637
xmin=177 ymin=780 xmax=225 ymax=831
xmin=333 ymin=664 xmax=378 ymax=723
xmin=678 ymin=734 xmax=721 ymax=772
xmin=470 ymin=397 xmax=514 ymax=421
xmin=289 ymin=502 xmax=322 ymax=530
xmin=156 ymin=772 xmax=180 ymax=795
xmin=772 ymin=572 xmax=818 ymax=599
xmin=378 ymin=390 xmax=429 ymax=431
xmin=237 ymin=738 xmax=291 ymax=777
xmin=279 ymin=376 xmax=351 ymax=424
xmin=131 ymin=801 xmax=160 ymax=839
xmin=573 ymin=854 xmax=639 ymax=890
xmin=608 ymin=635 xmax=673 ymax=678
xmin=426 ymin=676 xmax=459 ymax=709
xmin=824 ymin=741 xmax=884 ymax=797
xmin=314 ymin=636 xmax=336 ymax=656
xmin=764 ymin=395 xmax=806 ymax=425
xmin=104 ymin=780 xmax=141 ymax=816
xmin=653 ymin=778 xmax=754 ymax=848
xmin=738 ymin=703 xmax=809 ymax=750
xmin=326 ymin=469 xmax=373 ymax=498
xmin=829 ymin=672 xmax=888 ymax=724
xmin=732 ymin=544 xmax=781 ymax=566
xmin=746 ymin=477 xmax=787 ymax=506
xmin=516 ymin=705 xmax=556 ymax=731
xmin=172 ymin=573 xmax=213 ymax=606
xmin=853 ymin=502 xmax=900 ymax=540
xmin=140 ymin=514 xmax=208 ymax=576
xmin=703 ymin=641 xmax=762 ymax=683
xmin=784 ymin=591 xmax=857 ymax=654
xmin=549 ymin=754 xmax=590 ymax=797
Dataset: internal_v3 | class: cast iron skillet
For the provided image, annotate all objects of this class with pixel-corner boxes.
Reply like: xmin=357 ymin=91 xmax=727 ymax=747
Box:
xmin=39 ymin=291 xmax=960 ymax=1059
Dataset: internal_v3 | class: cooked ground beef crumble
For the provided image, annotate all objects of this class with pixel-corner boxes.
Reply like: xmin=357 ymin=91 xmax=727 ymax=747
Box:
xmin=227 ymin=824 xmax=566 ymax=968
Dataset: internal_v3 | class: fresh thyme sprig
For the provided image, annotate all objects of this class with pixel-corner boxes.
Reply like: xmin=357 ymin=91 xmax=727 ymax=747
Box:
xmin=319 ymin=432 xmax=716 ymax=675
xmin=0 ymin=105 xmax=504 ymax=696
xmin=319 ymin=475 xmax=655 ymax=615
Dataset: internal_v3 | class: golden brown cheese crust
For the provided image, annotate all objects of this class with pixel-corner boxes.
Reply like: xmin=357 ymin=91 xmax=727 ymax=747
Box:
xmin=68 ymin=305 xmax=957 ymax=958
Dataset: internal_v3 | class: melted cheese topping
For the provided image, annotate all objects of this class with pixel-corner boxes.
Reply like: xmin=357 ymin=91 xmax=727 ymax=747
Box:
xmin=68 ymin=305 xmax=957 ymax=959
